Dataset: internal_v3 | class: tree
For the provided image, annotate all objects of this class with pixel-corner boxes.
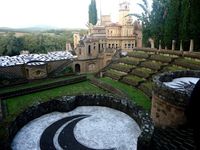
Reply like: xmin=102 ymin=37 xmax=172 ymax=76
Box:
xmin=190 ymin=0 xmax=200 ymax=50
xmin=89 ymin=0 xmax=97 ymax=25
xmin=128 ymin=0 xmax=151 ymax=46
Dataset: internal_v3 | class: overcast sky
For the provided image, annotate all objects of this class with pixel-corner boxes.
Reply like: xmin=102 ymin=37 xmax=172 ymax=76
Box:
xmin=0 ymin=0 xmax=152 ymax=29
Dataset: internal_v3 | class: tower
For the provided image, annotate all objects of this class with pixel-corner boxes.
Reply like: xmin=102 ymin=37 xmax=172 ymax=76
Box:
xmin=119 ymin=1 xmax=130 ymax=25
xmin=73 ymin=32 xmax=80 ymax=49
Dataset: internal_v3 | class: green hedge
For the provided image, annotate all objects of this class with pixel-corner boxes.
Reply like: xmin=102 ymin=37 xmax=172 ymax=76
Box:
xmin=149 ymin=54 xmax=172 ymax=63
xmin=138 ymin=82 xmax=153 ymax=97
xmin=131 ymin=67 xmax=154 ymax=78
xmin=173 ymin=58 xmax=200 ymax=70
xmin=119 ymin=57 xmax=144 ymax=66
xmin=121 ymin=75 xmax=145 ymax=86
xmin=104 ymin=69 xmax=126 ymax=80
xmin=161 ymin=65 xmax=187 ymax=72
xmin=140 ymin=61 xmax=162 ymax=70
xmin=127 ymin=51 xmax=149 ymax=59
xmin=110 ymin=63 xmax=133 ymax=73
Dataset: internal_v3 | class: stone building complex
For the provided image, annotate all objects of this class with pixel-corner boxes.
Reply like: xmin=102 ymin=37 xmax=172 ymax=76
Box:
xmin=72 ymin=1 xmax=142 ymax=73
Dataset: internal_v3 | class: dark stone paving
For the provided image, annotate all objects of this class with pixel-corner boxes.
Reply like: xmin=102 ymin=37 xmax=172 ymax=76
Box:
xmin=151 ymin=126 xmax=197 ymax=150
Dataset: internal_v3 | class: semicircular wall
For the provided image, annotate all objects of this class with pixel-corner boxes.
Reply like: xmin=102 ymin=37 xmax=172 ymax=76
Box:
xmin=8 ymin=95 xmax=154 ymax=150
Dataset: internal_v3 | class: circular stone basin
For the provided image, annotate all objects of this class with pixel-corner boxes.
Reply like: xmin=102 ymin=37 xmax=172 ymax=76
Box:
xmin=12 ymin=106 xmax=141 ymax=150
xmin=152 ymin=70 xmax=200 ymax=127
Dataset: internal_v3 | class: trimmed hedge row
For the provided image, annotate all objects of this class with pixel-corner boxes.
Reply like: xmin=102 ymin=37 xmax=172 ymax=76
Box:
xmin=161 ymin=65 xmax=187 ymax=72
xmin=140 ymin=61 xmax=163 ymax=70
xmin=131 ymin=68 xmax=154 ymax=78
xmin=110 ymin=63 xmax=133 ymax=73
xmin=173 ymin=58 xmax=200 ymax=70
xmin=104 ymin=69 xmax=126 ymax=80
xmin=127 ymin=52 xmax=149 ymax=59
xmin=119 ymin=57 xmax=144 ymax=66
xmin=121 ymin=75 xmax=145 ymax=86
xmin=149 ymin=55 xmax=172 ymax=63
xmin=138 ymin=82 xmax=153 ymax=97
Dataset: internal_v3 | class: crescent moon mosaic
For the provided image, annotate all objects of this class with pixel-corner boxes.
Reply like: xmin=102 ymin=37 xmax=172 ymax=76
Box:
xmin=12 ymin=106 xmax=141 ymax=150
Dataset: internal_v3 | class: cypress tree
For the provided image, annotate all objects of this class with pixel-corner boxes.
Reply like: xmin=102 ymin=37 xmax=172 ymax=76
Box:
xmin=89 ymin=0 xmax=97 ymax=25
xmin=190 ymin=0 xmax=200 ymax=50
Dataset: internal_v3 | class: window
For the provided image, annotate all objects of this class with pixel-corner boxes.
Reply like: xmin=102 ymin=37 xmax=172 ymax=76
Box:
xmin=125 ymin=44 xmax=127 ymax=48
xmin=128 ymin=44 xmax=131 ymax=48
xmin=112 ymin=44 xmax=114 ymax=48
xmin=88 ymin=45 xmax=91 ymax=55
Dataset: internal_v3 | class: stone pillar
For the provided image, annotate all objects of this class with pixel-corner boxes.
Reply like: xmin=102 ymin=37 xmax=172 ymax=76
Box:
xmin=189 ymin=39 xmax=194 ymax=52
xmin=159 ymin=40 xmax=162 ymax=50
xmin=180 ymin=40 xmax=183 ymax=52
xmin=165 ymin=46 xmax=167 ymax=50
xmin=149 ymin=38 xmax=155 ymax=49
xmin=172 ymin=40 xmax=175 ymax=51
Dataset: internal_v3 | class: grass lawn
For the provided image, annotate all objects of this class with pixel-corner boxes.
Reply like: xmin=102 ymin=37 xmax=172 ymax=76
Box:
xmin=6 ymin=81 xmax=106 ymax=116
xmin=99 ymin=77 xmax=151 ymax=110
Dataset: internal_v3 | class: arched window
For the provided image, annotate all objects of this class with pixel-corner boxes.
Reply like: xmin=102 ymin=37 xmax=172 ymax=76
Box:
xmin=112 ymin=44 xmax=114 ymax=48
xmin=79 ymin=49 xmax=81 ymax=55
xmin=88 ymin=45 xmax=91 ymax=55
xmin=75 ymin=64 xmax=80 ymax=73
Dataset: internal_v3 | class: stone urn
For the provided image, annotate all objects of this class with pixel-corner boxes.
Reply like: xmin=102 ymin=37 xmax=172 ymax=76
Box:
xmin=151 ymin=70 xmax=200 ymax=127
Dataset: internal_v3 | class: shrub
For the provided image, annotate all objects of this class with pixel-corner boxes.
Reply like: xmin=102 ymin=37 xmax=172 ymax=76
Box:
xmin=131 ymin=67 xmax=154 ymax=78
xmin=149 ymin=54 xmax=172 ymax=63
xmin=104 ymin=69 xmax=126 ymax=80
xmin=140 ymin=61 xmax=162 ymax=70
xmin=119 ymin=57 xmax=144 ymax=66
xmin=121 ymin=75 xmax=145 ymax=86
xmin=110 ymin=63 xmax=133 ymax=73
xmin=127 ymin=51 xmax=149 ymax=59
xmin=173 ymin=58 xmax=200 ymax=70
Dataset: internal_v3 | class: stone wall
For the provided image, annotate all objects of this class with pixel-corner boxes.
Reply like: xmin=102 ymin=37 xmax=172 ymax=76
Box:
xmin=151 ymin=70 xmax=200 ymax=127
xmin=6 ymin=95 xmax=154 ymax=150
xmin=151 ymin=95 xmax=186 ymax=127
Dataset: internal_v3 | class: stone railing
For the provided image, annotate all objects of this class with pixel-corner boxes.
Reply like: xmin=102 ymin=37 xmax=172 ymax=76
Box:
xmin=6 ymin=95 xmax=154 ymax=150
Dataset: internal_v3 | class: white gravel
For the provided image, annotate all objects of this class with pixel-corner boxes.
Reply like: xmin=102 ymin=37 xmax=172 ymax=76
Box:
xmin=12 ymin=106 xmax=141 ymax=150
xmin=164 ymin=77 xmax=199 ymax=89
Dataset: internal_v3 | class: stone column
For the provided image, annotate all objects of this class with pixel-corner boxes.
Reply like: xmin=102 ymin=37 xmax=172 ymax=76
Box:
xmin=180 ymin=40 xmax=183 ymax=52
xmin=149 ymin=38 xmax=155 ymax=49
xmin=165 ymin=46 xmax=167 ymax=50
xmin=189 ymin=39 xmax=194 ymax=52
xmin=172 ymin=40 xmax=175 ymax=51
xmin=159 ymin=40 xmax=162 ymax=50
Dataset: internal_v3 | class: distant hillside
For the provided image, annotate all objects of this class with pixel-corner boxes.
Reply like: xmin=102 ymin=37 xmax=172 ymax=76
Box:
xmin=0 ymin=26 xmax=87 ymax=33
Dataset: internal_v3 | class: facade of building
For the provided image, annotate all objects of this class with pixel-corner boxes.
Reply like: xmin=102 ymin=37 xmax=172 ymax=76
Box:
xmin=72 ymin=1 xmax=142 ymax=73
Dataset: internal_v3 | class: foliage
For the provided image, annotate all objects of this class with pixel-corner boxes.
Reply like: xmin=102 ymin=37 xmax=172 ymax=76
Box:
xmin=133 ymin=0 xmax=200 ymax=51
xmin=131 ymin=67 xmax=154 ymax=78
xmin=104 ymin=69 xmax=126 ymax=80
xmin=140 ymin=61 xmax=162 ymax=70
xmin=149 ymin=54 xmax=172 ymax=63
xmin=110 ymin=63 xmax=133 ymax=73
xmin=127 ymin=51 xmax=149 ymax=58
xmin=100 ymin=77 xmax=151 ymax=110
xmin=122 ymin=75 xmax=145 ymax=86
xmin=119 ymin=57 xmax=143 ymax=65
xmin=128 ymin=0 xmax=151 ymax=45
xmin=0 ymin=29 xmax=88 ymax=56
xmin=89 ymin=0 xmax=97 ymax=25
